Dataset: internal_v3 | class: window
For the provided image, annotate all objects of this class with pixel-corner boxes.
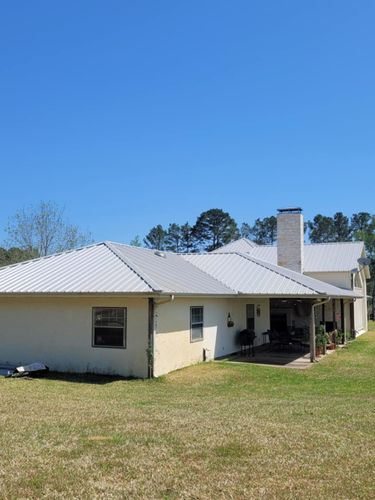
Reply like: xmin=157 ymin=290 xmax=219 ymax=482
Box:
xmin=190 ymin=306 xmax=204 ymax=342
xmin=92 ymin=307 xmax=126 ymax=348
xmin=246 ymin=304 xmax=255 ymax=330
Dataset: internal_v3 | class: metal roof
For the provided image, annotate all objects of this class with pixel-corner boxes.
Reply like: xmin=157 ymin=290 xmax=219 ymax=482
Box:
xmin=107 ymin=243 xmax=235 ymax=295
xmin=0 ymin=241 xmax=361 ymax=298
xmin=213 ymin=238 xmax=258 ymax=253
xmin=182 ymin=252 xmax=360 ymax=298
xmin=0 ymin=242 xmax=235 ymax=296
xmin=214 ymin=240 xmax=366 ymax=273
xmin=0 ymin=243 xmax=152 ymax=294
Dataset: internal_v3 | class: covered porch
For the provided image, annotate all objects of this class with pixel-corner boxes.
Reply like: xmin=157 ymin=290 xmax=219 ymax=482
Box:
xmin=239 ymin=295 xmax=356 ymax=365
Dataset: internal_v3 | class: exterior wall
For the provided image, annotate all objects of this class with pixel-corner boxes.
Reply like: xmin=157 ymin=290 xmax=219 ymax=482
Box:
xmin=306 ymin=272 xmax=352 ymax=290
xmin=354 ymin=270 xmax=368 ymax=333
xmin=154 ymin=297 xmax=270 ymax=377
xmin=0 ymin=296 xmax=149 ymax=378
xmin=307 ymin=271 xmax=368 ymax=334
xmin=277 ymin=212 xmax=304 ymax=273
xmin=344 ymin=301 xmax=351 ymax=336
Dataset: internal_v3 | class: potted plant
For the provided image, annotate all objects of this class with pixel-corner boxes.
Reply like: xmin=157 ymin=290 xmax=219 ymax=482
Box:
xmin=335 ymin=330 xmax=343 ymax=345
xmin=315 ymin=325 xmax=328 ymax=356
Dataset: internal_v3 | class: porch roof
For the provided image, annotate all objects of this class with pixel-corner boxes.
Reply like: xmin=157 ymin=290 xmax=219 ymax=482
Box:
xmin=182 ymin=252 xmax=362 ymax=298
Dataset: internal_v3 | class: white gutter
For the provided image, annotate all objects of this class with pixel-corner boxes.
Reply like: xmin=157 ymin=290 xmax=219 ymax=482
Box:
xmin=310 ymin=297 xmax=331 ymax=362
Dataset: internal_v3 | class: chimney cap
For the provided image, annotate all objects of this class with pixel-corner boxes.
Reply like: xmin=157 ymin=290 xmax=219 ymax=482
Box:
xmin=277 ymin=207 xmax=303 ymax=214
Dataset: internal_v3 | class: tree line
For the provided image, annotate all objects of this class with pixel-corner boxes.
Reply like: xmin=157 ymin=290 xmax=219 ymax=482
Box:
xmin=140 ymin=209 xmax=375 ymax=254
xmin=0 ymin=201 xmax=92 ymax=267
xmin=140 ymin=208 xmax=375 ymax=316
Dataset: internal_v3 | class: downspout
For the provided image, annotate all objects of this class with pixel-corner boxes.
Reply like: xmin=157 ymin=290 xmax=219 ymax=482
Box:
xmin=147 ymin=298 xmax=155 ymax=379
xmin=310 ymin=297 xmax=331 ymax=362
xmin=147 ymin=294 xmax=175 ymax=379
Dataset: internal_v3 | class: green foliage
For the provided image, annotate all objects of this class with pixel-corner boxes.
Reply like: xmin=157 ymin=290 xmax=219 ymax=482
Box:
xmin=308 ymin=214 xmax=336 ymax=243
xmin=335 ymin=330 xmax=344 ymax=344
xmin=315 ymin=324 xmax=329 ymax=348
xmin=193 ymin=208 xmax=239 ymax=251
xmin=165 ymin=223 xmax=182 ymax=252
xmin=129 ymin=235 xmax=142 ymax=247
xmin=332 ymin=212 xmax=352 ymax=241
xmin=0 ymin=247 xmax=38 ymax=267
xmin=179 ymin=223 xmax=197 ymax=253
xmin=143 ymin=225 xmax=167 ymax=250
xmin=241 ymin=216 xmax=277 ymax=245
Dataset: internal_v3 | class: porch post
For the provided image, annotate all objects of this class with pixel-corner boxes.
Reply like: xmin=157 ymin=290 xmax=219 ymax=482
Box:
xmin=310 ymin=303 xmax=316 ymax=362
xmin=340 ymin=299 xmax=345 ymax=332
xmin=350 ymin=300 xmax=355 ymax=336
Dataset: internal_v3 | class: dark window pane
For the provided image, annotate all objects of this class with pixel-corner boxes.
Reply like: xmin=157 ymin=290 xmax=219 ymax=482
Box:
xmin=94 ymin=327 xmax=124 ymax=347
xmin=246 ymin=304 xmax=255 ymax=330
xmin=191 ymin=324 xmax=203 ymax=341
xmin=191 ymin=307 xmax=203 ymax=324
xmin=247 ymin=318 xmax=255 ymax=330
xmin=94 ymin=308 xmax=125 ymax=327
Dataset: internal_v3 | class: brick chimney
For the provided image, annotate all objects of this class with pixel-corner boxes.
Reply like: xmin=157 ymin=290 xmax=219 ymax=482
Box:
xmin=277 ymin=208 xmax=304 ymax=273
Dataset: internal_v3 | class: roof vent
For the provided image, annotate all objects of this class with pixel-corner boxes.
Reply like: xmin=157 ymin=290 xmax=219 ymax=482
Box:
xmin=154 ymin=250 xmax=166 ymax=258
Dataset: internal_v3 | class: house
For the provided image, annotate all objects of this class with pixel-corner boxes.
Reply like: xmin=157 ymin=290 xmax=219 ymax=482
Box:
xmin=0 ymin=208 xmax=369 ymax=378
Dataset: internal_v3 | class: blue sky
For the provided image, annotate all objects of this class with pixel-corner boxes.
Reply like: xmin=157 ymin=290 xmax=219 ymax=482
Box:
xmin=0 ymin=1 xmax=374 ymax=244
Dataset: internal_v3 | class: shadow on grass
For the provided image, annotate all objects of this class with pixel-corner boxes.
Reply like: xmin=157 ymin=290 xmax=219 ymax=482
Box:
xmin=4 ymin=370 xmax=141 ymax=385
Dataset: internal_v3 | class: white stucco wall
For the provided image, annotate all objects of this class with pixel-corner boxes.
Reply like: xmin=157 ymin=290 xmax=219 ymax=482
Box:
xmin=307 ymin=270 xmax=368 ymax=334
xmin=0 ymin=296 xmax=149 ymax=378
xmin=306 ymin=272 xmax=352 ymax=290
xmin=154 ymin=297 xmax=270 ymax=377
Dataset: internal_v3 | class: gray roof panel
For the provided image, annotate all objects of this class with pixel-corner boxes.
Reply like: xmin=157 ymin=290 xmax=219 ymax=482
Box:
xmin=214 ymin=240 xmax=365 ymax=272
xmin=183 ymin=252 xmax=360 ymax=298
xmin=108 ymin=243 xmax=235 ymax=295
xmin=0 ymin=243 xmax=152 ymax=294
xmin=0 ymin=241 xmax=361 ymax=298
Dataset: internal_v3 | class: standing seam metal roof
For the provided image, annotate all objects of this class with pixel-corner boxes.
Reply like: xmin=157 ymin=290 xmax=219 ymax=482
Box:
xmin=214 ymin=239 xmax=365 ymax=273
xmin=0 ymin=241 xmax=361 ymax=297
xmin=182 ymin=252 xmax=360 ymax=297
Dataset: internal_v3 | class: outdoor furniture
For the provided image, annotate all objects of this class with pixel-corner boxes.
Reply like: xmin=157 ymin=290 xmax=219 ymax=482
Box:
xmin=239 ymin=329 xmax=256 ymax=357
xmin=268 ymin=330 xmax=283 ymax=350
xmin=269 ymin=330 xmax=304 ymax=352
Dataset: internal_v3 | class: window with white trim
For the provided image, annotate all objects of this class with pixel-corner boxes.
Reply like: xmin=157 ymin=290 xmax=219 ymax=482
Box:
xmin=190 ymin=306 xmax=204 ymax=342
xmin=92 ymin=307 xmax=126 ymax=348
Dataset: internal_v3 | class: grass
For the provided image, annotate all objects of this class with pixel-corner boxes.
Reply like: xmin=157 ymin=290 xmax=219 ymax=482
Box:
xmin=1 ymin=324 xmax=375 ymax=499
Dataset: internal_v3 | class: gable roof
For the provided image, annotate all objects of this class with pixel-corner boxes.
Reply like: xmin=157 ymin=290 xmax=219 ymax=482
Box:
xmin=0 ymin=241 xmax=361 ymax=298
xmin=214 ymin=240 xmax=366 ymax=273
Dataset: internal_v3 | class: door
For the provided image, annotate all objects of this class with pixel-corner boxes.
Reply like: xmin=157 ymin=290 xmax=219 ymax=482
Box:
xmin=246 ymin=304 xmax=255 ymax=331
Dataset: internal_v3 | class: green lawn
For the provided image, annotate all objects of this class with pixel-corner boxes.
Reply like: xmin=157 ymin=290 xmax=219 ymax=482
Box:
xmin=1 ymin=324 xmax=375 ymax=499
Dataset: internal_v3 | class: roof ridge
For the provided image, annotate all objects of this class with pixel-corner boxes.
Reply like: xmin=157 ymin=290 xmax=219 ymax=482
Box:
xmin=305 ymin=241 xmax=364 ymax=247
xmin=104 ymin=242 xmax=162 ymax=292
xmin=107 ymin=241 xmax=182 ymax=256
xmin=180 ymin=255 xmax=237 ymax=293
xmin=234 ymin=252 xmax=320 ymax=294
